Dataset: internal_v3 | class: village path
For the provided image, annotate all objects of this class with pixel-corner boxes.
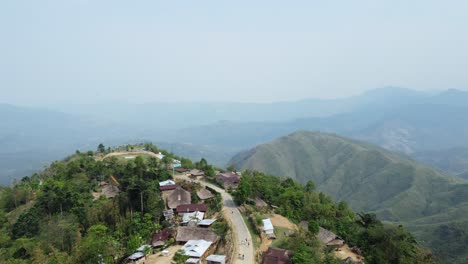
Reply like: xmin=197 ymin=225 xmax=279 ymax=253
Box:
xmin=174 ymin=174 xmax=255 ymax=264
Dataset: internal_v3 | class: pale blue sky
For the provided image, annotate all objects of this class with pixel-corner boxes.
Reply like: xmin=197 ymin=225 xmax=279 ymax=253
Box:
xmin=1 ymin=0 xmax=467 ymax=105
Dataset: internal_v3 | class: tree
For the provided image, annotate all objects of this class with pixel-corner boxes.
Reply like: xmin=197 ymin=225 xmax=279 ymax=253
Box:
xmin=97 ymin=143 xmax=106 ymax=153
xmin=39 ymin=215 xmax=79 ymax=254
xmin=357 ymin=213 xmax=380 ymax=228
xmin=180 ymin=158 xmax=193 ymax=169
xmin=212 ymin=221 xmax=229 ymax=243
xmin=305 ymin=180 xmax=316 ymax=192
xmin=172 ymin=250 xmax=189 ymax=264
xmin=196 ymin=158 xmax=208 ymax=170
xmin=74 ymin=224 xmax=122 ymax=263
xmin=233 ymin=176 xmax=252 ymax=204
xmin=308 ymin=220 xmax=320 ymax=235
xmin=12 ymin=207 xmax=41 ymax=238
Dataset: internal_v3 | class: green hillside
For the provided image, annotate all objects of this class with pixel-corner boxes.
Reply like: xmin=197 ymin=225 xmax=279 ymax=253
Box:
xmin=230 ymin=131 xmax=468 ymax=263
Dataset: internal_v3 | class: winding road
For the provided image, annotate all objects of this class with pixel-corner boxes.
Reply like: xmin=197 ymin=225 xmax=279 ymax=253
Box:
xmin=174 ymin=174 xmax=255 ymax=264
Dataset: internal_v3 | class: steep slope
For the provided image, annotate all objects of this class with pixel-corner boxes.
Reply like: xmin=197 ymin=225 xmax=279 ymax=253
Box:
xmin=230 ymin=131 xmax=468 ymax=262
xmin=230 ymin=131 xmax=467 ymax=222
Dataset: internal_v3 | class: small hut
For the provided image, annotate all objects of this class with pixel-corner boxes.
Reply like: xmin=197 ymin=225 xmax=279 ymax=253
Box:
xmin=197 ymin=188 xmax=214 ymax=200
xmin=151 ymin=228 xmax=173 ymax=248
xmin=190 ymin=169 xmax=205 ymax=177
xmin=262 ymin=248 xmax=292 ymax=264
xmin=262 ymin=219 xmax=276 ymax=239
xmin=317 ymin=227 xmax=345 ymax=248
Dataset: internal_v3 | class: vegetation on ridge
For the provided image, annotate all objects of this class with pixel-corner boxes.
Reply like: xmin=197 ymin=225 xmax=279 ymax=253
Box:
xmin=230 ymin=131 xmax=468 ymax=263
xmin=0 ymin=143 xmax=219 ymax=263
xmin=233 ymin=170 xmax=437 ymax=264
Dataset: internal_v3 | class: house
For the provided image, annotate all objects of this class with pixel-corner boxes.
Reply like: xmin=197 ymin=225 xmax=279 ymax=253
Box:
xmin=186 ymin=258 xmax=200 ymax=264
xmin=197 ymin=188 xmax=214 ymax=200
xmin=167 ymin=186 xmax=191 ymax=209
xmin=181 ymin=239 xmax=213 ymax=258
xmin=160 ymin=184 xmax=178 ymax=192
xmin=190 ymin=169 xmax=205 ymax=177
xmin=136 ymin=245 xmax=151 ymax=252
xmin=263 ymin=219 xmax=276 ymax=239
xmin=159 ymin=180 xmax=177 ymax=191
xmin=173 ymin=159 xmax=181 ymax=166
xmin=127 ymin=252 xmax=144 ymax=262
xmin=127 ymin=245 xmax=151 ymax=262
xmin=197 ymin=219 xmax=216 ymax=227
xmin=182 ymin=211 xmax=205 ymax=224
xmin=175 ymin=168 xmax=190 ymax=173
xmin=216 ymin=172 xmax=240 ymax=189
xmin=317 ymin=227 xmax=345 ymax=248
xmin=176 ymin=226 xmax=219 ymax=243
xmin=155 ymin=152 xmax=165 ymax=159
xmin=159 ymin=180 xmax=176 ymax=186
xmin=206 ymin=255 xmax=226 ymax=264
xmin=151 ymin=228 xmax=173 ymax=248
xmin=262 ymin=248 xmax=292 ymax=264
xmin=176 ymin=204 xmax=208 ymax=214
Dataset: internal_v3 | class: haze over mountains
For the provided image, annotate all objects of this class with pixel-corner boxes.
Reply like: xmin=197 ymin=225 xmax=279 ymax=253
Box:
xmin=2 ymin=87 xmax=468 ymax=184
xmin=229 ymin=131 xmax=468 ymax=263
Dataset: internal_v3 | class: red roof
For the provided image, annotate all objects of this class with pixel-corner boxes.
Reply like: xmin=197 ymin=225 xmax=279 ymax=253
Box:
xmin=263 ymin=248 xmax=292 ymax=264
xmin=160 ymin=184 xmax=177 ymax=191
xmin=176 ymin=204 xmax=208 ymax=213
xmin=152 ymin=228 xmax=173 ymax=247
xmin=175 ymin=168 xmax=189 ymax=173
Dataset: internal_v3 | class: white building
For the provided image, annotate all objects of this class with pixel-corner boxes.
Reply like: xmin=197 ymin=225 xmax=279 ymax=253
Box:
xmin=262 ymin=219 xmax=276 ymax=239
xmin=182 ymin=211 xmax=205 ymax=224
xmin=181 ymin=240 xmax=213 ymax=258
xmin=206 ymin=255 xmax=226 ymax=264
xmin=159 ymin=180 xmax=176 ymax=186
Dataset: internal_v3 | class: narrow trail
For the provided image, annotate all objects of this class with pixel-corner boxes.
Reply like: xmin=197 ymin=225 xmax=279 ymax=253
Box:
xmin=174 ymin=175 xmax=255 ymax=264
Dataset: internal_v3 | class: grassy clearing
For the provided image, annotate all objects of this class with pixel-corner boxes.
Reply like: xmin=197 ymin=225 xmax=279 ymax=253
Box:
xmin=111 ymin=154 xmax=157 ymax=165
xmin=271 ymin=226 xmax=294 ymax=248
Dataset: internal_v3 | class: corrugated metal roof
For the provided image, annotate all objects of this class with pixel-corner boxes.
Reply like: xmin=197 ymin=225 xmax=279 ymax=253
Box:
xmin=182 ymin=240 xmax=212 ymax=258
xmin=206 ymin=255 xmax=226 ymax=261
xmin=198 ymin=219 xmax=216 ymax=226
xmin=263 ymin=219 xmax=274 ymax=231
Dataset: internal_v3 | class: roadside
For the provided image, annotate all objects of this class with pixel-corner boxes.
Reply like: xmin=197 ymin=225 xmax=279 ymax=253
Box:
xmin=174 ymin=174 xmax=255 ymax=264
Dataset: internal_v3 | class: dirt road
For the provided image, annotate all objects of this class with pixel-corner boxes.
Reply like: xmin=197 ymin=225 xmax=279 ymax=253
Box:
xmin=174 ymin=175 xmax=255 ymax=264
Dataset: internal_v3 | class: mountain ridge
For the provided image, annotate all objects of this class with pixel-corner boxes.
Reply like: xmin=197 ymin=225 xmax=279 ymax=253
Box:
xmin=229 ymin=130 xmax=468 ymax=262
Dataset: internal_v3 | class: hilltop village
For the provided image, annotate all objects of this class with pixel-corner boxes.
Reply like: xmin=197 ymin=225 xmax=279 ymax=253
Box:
xmin=0 ymin=144 xmax=436 ymax=264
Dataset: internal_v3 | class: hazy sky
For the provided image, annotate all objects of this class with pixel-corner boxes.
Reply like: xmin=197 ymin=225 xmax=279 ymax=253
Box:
xmin=1 ymin=0 xmax=467 ymax=105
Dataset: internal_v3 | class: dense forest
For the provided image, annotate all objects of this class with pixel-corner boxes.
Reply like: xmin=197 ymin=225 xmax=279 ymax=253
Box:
xmin=233 ymin=170 xmax=438 ymax=264
xmin=0 ymin=144 xmax=217 ymax=263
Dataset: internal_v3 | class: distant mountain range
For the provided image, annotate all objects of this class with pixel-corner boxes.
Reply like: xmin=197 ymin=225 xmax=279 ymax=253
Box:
xmin=229 ymin=131 xmax=468 ymax=263
xmin=159 ymin=88 xmax=468 ymax=175
xmin=2 ymin=87 xmax=468 ymax=184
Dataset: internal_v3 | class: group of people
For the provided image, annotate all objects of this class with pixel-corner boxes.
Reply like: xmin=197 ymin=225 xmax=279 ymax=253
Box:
xmin=238 ymin=238 xmax=250 ymax=260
